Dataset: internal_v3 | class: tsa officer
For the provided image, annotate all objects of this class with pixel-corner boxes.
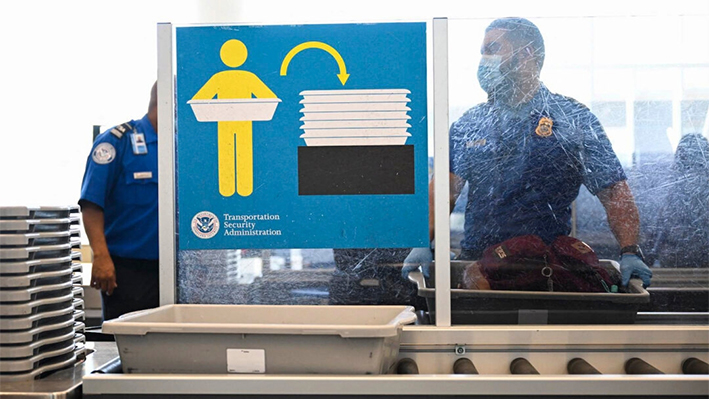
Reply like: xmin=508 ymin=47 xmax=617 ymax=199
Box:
xmin=79 ymin=82 xmax=160 ymax=320
xmin=405 ymin=18 xmax=652 ymax=288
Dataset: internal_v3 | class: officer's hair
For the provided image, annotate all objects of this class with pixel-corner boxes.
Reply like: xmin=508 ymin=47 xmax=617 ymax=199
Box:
xmin=486 ymin=17 xmax=545 ymax=70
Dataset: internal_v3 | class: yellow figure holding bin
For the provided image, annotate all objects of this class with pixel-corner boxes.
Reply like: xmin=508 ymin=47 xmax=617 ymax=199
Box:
xmin=189 ymin=39 xmax=280 ymax=197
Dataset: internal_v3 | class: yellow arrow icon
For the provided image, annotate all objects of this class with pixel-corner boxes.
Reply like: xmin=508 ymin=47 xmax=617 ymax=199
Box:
xmin=280 ymin=41 xmax=349 ymax=85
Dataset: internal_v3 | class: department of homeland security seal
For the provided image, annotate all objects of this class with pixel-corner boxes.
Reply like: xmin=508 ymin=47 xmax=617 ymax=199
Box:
xmin=191 ymin=211 xmax=219 ymax=239
xmin=92 ymin=143 xmax=116 ymax=164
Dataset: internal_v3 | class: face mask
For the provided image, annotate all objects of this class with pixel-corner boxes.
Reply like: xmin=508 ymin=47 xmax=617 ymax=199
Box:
xmin=477 ymin=55 xmax=514 ymax=98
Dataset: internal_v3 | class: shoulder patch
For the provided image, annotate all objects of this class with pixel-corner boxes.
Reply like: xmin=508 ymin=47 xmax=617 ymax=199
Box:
xmin=110 ymin=121 xmax=134 ymax=139
xmin=92 ymin=142 xmax=116 ymax=164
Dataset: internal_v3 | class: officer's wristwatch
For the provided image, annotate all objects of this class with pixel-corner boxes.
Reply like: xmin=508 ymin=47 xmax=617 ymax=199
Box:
xmin=620 ymin=244 xmax=644 ymax=262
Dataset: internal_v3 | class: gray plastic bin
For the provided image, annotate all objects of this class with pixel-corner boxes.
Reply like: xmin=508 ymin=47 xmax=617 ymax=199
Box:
xmin=0 ymin=231 xmax=72 ymax=247
xmin=0 ymin=243 xmax=73 ymax=261
xmin=0 ymin=267 xmax=72 ymax=288
xmin=0 ymin=218 xmax=73 ymax=233
xmin=102 ymin=304 xmax=416 ymax=375
xmin=0 ymin=256 xmax=74 ymax=274
xmin=0 ymin=303 xmax=74 ymax=330
xmin=0 ymin=206 xmax=73 ymax=220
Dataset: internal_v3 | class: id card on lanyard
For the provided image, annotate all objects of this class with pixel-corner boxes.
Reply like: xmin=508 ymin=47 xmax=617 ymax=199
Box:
xmin=130 ymin=133 xmax=148 ymax=155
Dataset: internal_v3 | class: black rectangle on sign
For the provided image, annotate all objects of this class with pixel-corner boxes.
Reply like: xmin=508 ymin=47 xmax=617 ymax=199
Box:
xmin=298 ymin=145 xmax=415 ymax=195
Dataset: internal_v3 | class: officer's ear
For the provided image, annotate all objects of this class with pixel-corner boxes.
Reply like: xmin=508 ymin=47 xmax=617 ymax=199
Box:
xmin=521 ymin=46 xmax=534 ymax=59
xmin=517 ymin=46 xmax=537 ymax=68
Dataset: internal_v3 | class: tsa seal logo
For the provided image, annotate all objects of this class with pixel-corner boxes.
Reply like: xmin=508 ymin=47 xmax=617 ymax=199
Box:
xmin=92 ymin=143 xmax=116 ymax=164
xmin=191 ymin=211 xmax=219 ymax=239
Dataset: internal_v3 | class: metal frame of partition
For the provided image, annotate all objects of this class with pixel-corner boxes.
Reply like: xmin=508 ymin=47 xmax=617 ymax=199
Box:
xmin=157 ymin=23 xmax=177 ymax=305
xmin=431 ymin=17 xmax=451 ymax=327
xmin=157 ymin=22 xmax=176 ymax=307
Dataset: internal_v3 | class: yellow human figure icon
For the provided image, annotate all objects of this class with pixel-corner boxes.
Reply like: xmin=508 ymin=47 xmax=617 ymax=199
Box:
xmin=191 ymin=39 xmax=278 ymax=197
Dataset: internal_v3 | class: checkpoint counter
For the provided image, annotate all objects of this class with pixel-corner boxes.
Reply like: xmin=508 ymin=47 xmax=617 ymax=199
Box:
xmin=82 ymin=324 xmax=709 ymax=398
xmin=2 ymin=322 xmax=708 ymax=398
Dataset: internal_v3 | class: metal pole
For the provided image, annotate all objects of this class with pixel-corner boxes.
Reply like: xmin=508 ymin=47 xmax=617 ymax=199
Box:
xmin=432 ymin=17 xmax=451 ymax=327
xmin=157 ymin=22 xmax=176 ymax=306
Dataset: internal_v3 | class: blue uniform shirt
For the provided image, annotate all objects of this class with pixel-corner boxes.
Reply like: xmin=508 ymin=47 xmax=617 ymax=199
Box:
xmin=450 ymin=85 xmax=626 ymax=257
xmin=79 ymin=115 xmax=159 ymax=260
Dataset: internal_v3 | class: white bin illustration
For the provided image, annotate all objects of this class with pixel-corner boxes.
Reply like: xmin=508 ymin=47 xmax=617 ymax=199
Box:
xmin=187 ymin=98 xmax=281 ymax=122
xmin=299 ymin=89 xmax=411 ymax=146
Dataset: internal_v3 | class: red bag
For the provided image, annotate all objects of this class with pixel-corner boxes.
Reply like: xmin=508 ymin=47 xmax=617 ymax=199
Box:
xmin=549 ymin=236 xmax=618 ymax=293
xmin=478 ymin=235 xmax=618 ymax=293
xmin=478 ymin=235 xmax=557 ymax=292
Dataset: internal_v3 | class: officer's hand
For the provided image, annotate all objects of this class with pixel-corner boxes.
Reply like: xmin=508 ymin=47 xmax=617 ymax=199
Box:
xmin=401 ymin=247 xmax=433 ymax=279
xmin=91 ymin=254 xmax=118 ymax=295
xmin=620 ymin=254 xmax=652 ymax=288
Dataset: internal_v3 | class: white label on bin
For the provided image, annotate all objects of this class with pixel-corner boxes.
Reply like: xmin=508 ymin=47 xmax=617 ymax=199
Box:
xmin=227 ymin=349 xmax=265 ymax=373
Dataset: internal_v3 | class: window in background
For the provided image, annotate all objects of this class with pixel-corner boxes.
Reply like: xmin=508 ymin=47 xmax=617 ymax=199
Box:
xmin=682 ymin=100 xmax=709 ymax=135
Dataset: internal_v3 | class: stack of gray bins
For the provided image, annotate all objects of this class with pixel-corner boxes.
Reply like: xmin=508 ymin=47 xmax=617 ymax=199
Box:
xmin=0 ymin=206 xmax=85 ymax=381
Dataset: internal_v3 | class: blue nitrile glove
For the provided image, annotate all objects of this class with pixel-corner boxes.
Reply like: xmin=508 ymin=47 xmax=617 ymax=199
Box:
xmin=620 ymin=254 xmax=653 ymax=288
xmin=402 ymin=247 xmax=433 ymax=279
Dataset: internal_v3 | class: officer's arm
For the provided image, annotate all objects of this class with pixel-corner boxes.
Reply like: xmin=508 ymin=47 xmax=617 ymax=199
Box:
xmin=81 ymin=200 xmax=118 ymax=295
xmin=428 ymin=173 xmax=465 ymax=241
xmin=597 ymin=180 xmax=653 ymax=287
xmin=596 ymin=180 xmax=640 ymax=248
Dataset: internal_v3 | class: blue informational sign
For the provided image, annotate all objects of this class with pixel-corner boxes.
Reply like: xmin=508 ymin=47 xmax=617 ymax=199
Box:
xmin=176 ymin=22 xmax=428 ymax=250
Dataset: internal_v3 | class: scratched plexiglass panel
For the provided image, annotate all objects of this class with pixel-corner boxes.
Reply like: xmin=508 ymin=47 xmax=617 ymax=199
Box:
xmin=176 ymin=248 xmax=427 ymax=307
xmin=445 ymin=15 xmax=709 ymax=324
